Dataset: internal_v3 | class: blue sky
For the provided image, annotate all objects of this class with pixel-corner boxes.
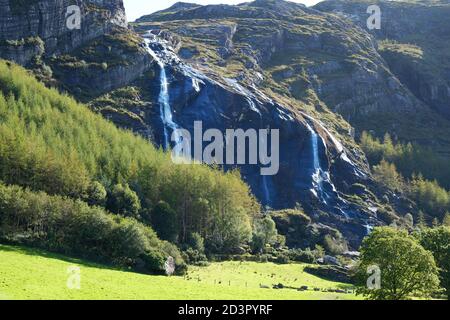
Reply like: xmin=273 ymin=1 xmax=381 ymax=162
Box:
xmin=123 ymin=0 xmax=321 ymax=21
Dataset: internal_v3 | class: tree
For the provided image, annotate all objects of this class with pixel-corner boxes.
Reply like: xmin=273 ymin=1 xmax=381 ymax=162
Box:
xmin=107 ymin=183 xmax=141 ymax=218
xmin=443 ymin=213 xmax=450 ymax=227
xmin=251 ymin=216 xmax=278 ymax=253
xmin=372 ymin=160 xmax=404 ymax=192
xmin=187 ymin=232 xmax=205 ymax=252
xmin=151 ymin=201 xmax=179 ymax=243
xmin=416 ymin=227 xmax=450 ymax=299
xmin=85 ymin=181 xmax=107 ymax=207
xmin=355 ymin=227 xmax=440 ymax=300
xmin=404 ymin=213 xmax=414 ymax=228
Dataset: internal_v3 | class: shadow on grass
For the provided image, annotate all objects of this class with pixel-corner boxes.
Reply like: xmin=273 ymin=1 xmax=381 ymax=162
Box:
xmin=0 ymin=242 xmax=124 ymax=273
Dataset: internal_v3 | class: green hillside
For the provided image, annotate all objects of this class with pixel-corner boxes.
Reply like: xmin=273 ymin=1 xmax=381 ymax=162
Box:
xmin=0 ymin=245 xmax=357 ymax=300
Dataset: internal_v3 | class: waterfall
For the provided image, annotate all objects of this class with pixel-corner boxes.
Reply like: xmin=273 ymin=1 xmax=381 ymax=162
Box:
xmin=262 ymin=175 xmax=271 ymax=207
xmin=305 ymin=122 xmax=351 ymax=219
xmin=144 ymin=38 xmax=181 ymax=151
xmin=305 ymin=122 xmax=332 ymax=205
xmin=364 ymin=223 xmax=374 ymax=235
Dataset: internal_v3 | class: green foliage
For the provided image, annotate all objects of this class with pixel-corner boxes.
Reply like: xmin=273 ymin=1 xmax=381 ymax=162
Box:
xmin=415 ymin=227 xmax=450 ymax=299
xmin=361 ymin=132 xmax=450 ymax=220
xmin=151 ymin=201 xmax=179 ymax=242
xmin=360 ymin=131 xmax=450 ymax=188
xmin=182 ymin=248 xmax=208 ymax=266
xmin=355 ymin=227 xmax=440 ymax=300
xmin=372 ymin=159 xmax=404 ymax=192
xmin=187 ymin=232 xmax=205 ymax=253
xmin=251 ymin=216 xmax=278 ymax=253
xmin=323 ymin=233 xmax=348 ymax=256
xmin=0 ymin=60 xmax=257 ymax=254
xmin=107 ymin=183 xmax=141 ymax=218
xmin=443 ymin=213 xmax=450 ymax=227
xmin=287 ymin=248 xmax=315 ymax=263
xmin=0 ymin=182 xmax=184 ymax=274
xmin=85 ymin=181 xmax=107 ymax=207
xmin=409 ymin=175 xmax=450 ymax=221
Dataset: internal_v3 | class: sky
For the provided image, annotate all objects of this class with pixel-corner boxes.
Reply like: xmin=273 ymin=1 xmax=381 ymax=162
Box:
xmin=123 ymin=0 xmax=322 ymax=22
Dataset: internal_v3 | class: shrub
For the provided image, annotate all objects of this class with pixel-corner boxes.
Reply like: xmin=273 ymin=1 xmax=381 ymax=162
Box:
xmin=187 ymin=232 xmax=205 ymax=253
xmin=182 ymin=248 xmax=208 ymax=266
xmin=151 ymin=201 xmax=179 ymax=242
xmin=274 ymin=252 xmax=290 ymax=264
xmin=288 ymin=248 xmax=315 ymax=263
xmin=85 ymin=181 xmax=107 ymax=206
xmin=107 ymin=183 xmax=141 ymax=218
xmin=323 ymin=233 xmax=348 ymax=255
xmin=0 ymin=182 xmax=185 ymax=274
xmin=251 ymin=216 xmax=278 ymax=253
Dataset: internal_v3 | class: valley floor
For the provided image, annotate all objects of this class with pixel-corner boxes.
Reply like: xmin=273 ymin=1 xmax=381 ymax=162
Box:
xmin=0 ymin=245 xmax=358 ymax=300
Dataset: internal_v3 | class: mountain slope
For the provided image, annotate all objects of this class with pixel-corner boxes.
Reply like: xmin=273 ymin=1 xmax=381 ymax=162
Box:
xmin=2 ymin=0 xmax=441 ymax=246
xmin=130 ymin=0 xmax=425 ymax=243
xmin=315 ymin=0 xmax=450 ymax=157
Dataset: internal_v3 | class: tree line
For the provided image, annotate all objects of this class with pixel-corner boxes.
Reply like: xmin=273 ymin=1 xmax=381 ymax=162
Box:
xmin=361 ymin=132 xmax=450 ymax=223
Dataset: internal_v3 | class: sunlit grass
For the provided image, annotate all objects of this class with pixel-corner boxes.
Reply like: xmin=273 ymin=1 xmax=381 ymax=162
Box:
xmin=0 ymin=244 xmax=358 ymax=300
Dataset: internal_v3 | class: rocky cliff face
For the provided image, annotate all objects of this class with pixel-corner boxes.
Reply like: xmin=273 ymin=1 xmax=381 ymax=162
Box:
xmin=128 ymin=0 xmax=422 ymax=246
xmin=0 ymin=0 xmax=152 ymax=99
xmin=315 ymin=0 xmax=450 ymax=155
xmin=0 ymin=0 xmax=127 ymax=58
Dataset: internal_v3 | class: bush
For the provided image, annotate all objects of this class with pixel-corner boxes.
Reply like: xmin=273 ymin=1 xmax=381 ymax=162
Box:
xmin=107 ymin=183 xmax=141 ymax=218
xmin=274 ymin=252 xmax=290 ymax=264
xmin=251 ymin=216 xmax=278 ymax=253
xmin=151 ymin=201 xmax=179 ymax=242
xmin=288 ymin=248 xmax=315 ymax=263
xmin=0 ymin=182 xmax=185 ymax=274
xmin=182 ymin=248 xmax=208 ymax=266
xmin=85 ymin=181 xmax=107 ymax=206
xmin=323 ymin=233 xmax=348 ymax=255
xmin=187 ymin=232 xmax=205 ymax=253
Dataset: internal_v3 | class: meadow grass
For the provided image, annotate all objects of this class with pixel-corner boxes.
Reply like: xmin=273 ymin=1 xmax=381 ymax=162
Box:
xmin=0 ymin=244 xmax=358 ymax=300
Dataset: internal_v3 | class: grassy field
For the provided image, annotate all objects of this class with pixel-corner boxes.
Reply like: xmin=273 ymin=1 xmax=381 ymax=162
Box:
xmin=0 ymin=244 xmax=358 ymax=300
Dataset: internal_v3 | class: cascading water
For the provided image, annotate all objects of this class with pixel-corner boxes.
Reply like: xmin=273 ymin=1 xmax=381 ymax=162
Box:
xmin=305 ymin=122 xmax=333 ymax=205
xmin=262 ymin=175 xmax=271 ymax=207
xmin=304 ymin=122 xmax=351 ymax=219
xmin=143 ymin=37 xmax=181 ymax=152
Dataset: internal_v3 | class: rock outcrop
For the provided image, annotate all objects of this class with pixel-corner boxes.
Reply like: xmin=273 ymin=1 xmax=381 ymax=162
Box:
xmin=315 ymin=0 xmax=450 ymax=143
xmin=0 ymin=0 xmax=127 ymax=60
xmin=0 ymin=0 xmax=153 ymax=99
